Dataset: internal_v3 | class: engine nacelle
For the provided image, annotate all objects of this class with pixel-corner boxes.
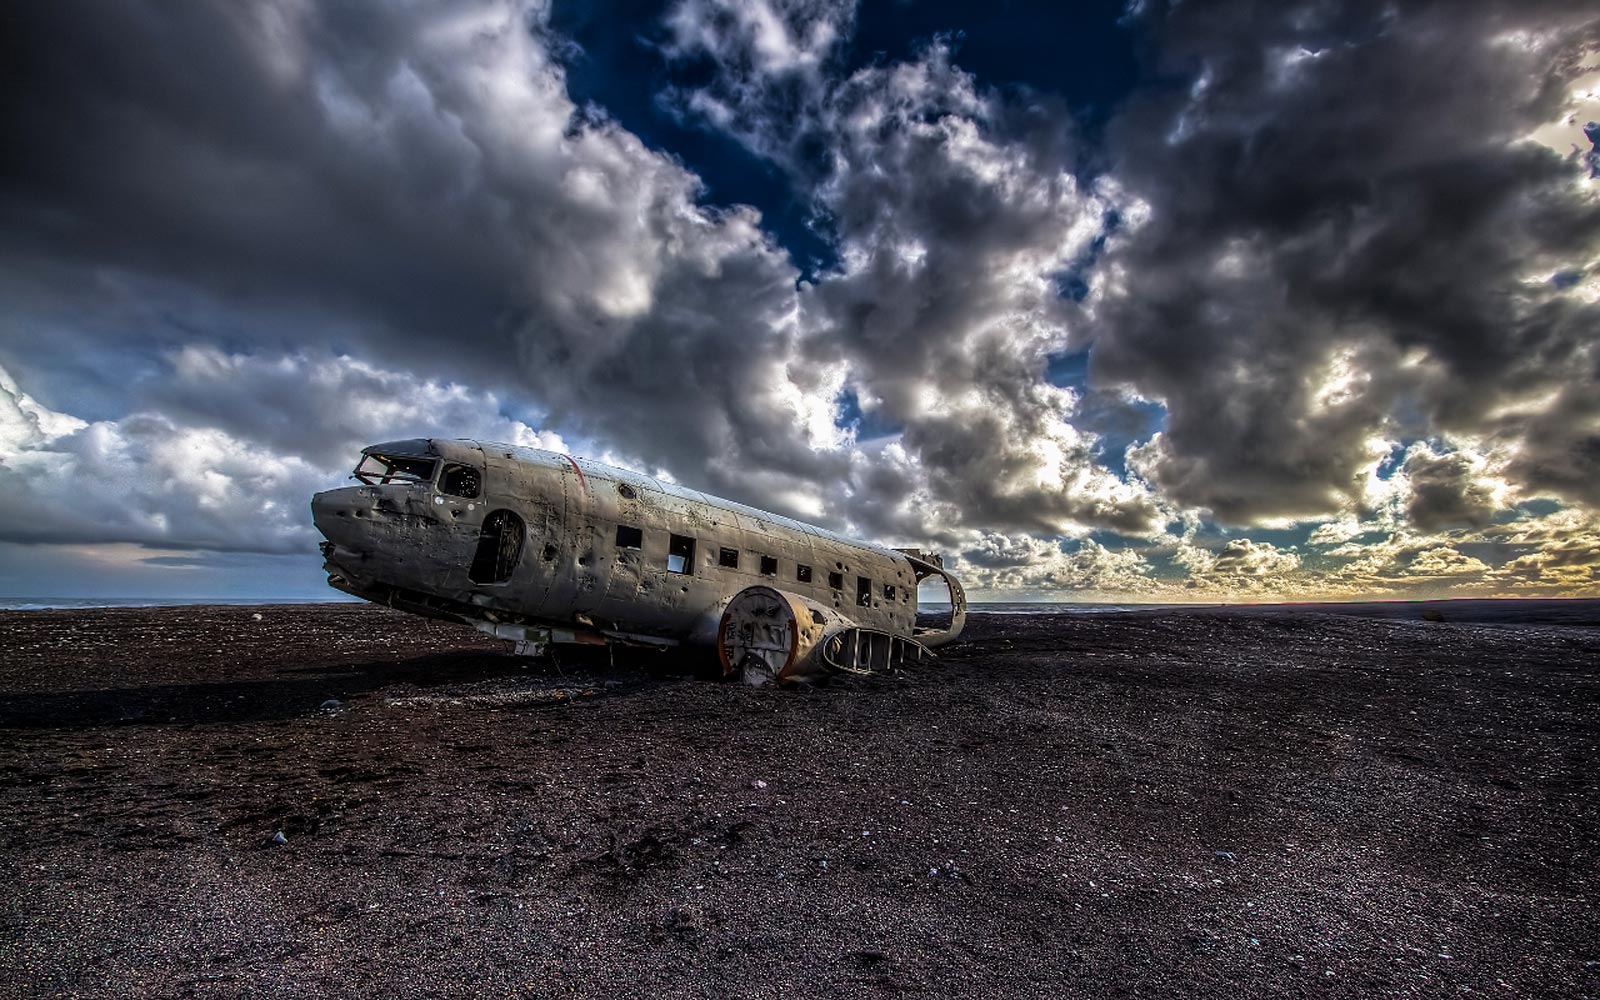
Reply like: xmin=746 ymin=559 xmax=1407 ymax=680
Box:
xmin=717 ymin=585 xmax=932 ymax=685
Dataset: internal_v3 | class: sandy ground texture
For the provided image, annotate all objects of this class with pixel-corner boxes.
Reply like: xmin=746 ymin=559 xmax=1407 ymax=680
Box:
xmin=2 ymin=601 xmax=1599 ymax=999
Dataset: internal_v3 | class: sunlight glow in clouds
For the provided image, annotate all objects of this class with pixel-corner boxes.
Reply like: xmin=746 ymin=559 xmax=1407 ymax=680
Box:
xmin=0 ymin=0 xmax=1596 ymax=600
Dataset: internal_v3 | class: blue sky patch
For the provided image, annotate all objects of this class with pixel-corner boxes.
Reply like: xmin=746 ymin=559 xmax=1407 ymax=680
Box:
xmin=834 ymin=386 xmax=904 ymax=440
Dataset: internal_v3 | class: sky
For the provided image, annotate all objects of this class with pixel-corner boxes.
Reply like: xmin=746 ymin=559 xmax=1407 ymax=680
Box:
xmin=1 ymin=0 xmax=1598 ymax=603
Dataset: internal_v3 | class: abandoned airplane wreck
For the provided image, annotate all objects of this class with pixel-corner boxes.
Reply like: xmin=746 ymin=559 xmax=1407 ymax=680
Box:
xmin=311 ymin=439 xmax=966 ymax=683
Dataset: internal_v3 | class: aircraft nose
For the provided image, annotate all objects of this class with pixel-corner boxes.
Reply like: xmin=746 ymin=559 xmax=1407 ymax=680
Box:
xmin=311 ymin=486 xmax=378 ymax=551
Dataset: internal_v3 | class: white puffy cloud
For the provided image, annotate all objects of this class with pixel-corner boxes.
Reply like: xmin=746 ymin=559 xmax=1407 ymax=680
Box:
xmin=952 ymin=532 xmax=1158 ymax=598
xmin=1481 ymin=507 xmax=1600 ymax=591
xmin=1172 ymin=535 xmax=1302 ymax=596
xmin=0 ymin=378 xmax=324 ymax=554
xmin=0 ymin=357 xmax=565 ymax=554
xmin=663 ymin=0 xmax=851 ymax=76
xmin=151 ymin=347 xmax=569 ymax=467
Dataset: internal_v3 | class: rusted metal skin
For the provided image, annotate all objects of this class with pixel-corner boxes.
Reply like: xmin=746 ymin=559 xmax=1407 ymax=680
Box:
xmin=715 ymin=586 xmax=939 ymax=684
xmin=901 ymin=553 xmax=967 ymax=648
xmin=818 ymin=628 xmax=935 ymax=675
xmin=716 ymin=585 xmax=847 ymax=684
xmin=311 ymin=438 xmax=966 ymax=672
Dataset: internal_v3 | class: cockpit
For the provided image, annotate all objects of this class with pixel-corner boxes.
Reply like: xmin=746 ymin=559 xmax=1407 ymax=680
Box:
xmin=349 ymin=440 xmax=482 ymax=499
xmin=353 ymin=451 xmax=436 ymax=486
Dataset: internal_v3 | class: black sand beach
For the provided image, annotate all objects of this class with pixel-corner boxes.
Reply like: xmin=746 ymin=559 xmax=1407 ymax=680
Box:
xmin=2 ymin=602 xmax=1598 ymax=999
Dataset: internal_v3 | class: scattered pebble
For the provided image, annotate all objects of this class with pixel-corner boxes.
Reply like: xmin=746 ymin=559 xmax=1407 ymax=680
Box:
xmin=7 ymin=601 xmax=1595 ymax=996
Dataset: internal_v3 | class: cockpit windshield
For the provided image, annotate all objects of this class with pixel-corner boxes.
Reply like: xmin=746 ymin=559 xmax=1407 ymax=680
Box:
xmin=353 ymin=452 xmax=437 ymax=485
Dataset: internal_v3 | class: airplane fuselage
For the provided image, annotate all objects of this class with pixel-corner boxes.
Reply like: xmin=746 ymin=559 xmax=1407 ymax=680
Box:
xmin=311 ymin=439 xmax=965 ymax=679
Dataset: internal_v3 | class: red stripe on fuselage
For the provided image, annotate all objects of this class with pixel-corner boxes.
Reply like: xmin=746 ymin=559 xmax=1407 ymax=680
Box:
xmin=561 ymin=454 xmax=588 ymax=493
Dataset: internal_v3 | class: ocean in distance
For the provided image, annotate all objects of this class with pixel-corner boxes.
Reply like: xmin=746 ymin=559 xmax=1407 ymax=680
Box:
xmin=0 ymin=597 xmax=358 ymax=611
xmin=923 ymin=602 xmax=1157 ymax=614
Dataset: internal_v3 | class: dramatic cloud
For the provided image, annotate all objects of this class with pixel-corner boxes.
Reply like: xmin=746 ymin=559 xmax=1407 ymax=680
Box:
xmin=956 ymin=533 xmax=1158 ymax=598
xmin=1400 ymin=443 xmax=1502 ymax=533
xmin=664 ymin=0 xmax=851 ymax=79
xmin=0 ymin=356 xmax=564 ymax=554
xmin=1 ymin=0 xmax=1596 ymax=600
xmin=1487 ymin=509 xmax=1600 ymax=591
xmin=0 ymin=0 xmax=838 ymax=510
xmin=1173 ymin=535 xmax=1301 ymax=596
xmin=1086 ymin=0 xmax=1600 ymax=527
xmin=664 ymin=6 xmax=1164 ymax=539
xmin=0 ymin=364 xmax=324 ymax=554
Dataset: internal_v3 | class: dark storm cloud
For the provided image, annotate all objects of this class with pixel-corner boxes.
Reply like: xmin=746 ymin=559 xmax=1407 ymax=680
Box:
xmin=1086 ymin=0 xmax=1600 ymax=525
xmin=0 ymin=0 xmax=842 ymax=512
xmin=1494 ymin=379 xmax=1600 ymax=510
xmin=1403 ymin=445 xmax=1498 ymax=532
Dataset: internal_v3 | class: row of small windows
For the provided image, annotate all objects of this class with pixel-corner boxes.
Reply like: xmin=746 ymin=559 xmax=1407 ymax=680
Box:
xmin=613 ymin=524 xmax=905 ymax=605
xmin=718 ymin=547 xmax=783 ymax=577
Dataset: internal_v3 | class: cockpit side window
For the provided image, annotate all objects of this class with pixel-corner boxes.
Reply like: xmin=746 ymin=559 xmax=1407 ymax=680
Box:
xmin=440 ymin=464 xmax=482 ymax=499
xmin=354 ymin=453 xmax=436 ymax=485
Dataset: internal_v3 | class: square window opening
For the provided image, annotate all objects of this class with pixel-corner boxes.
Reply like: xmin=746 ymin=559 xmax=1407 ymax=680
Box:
xmin=828 ymin=571 xmax=844 ymax=591
xmin=884 ymin=583 xmax=896 ymax=600
xmin=719 ymin=547 xmax=739 ymax=569
xmin=668 ymin=534 xmax=696 ymax=575
xmin=615 ymin=525 xmax=642 ymax=550
xmin=439 ymin=463 xmax=482 ymax=498
xmin=797 ymin=564 xmax=813 ymax=583
xmin=760 ymin=555 xmax=778 ymax=576
xmin=856 ymin=577 xmax=872 ymax=607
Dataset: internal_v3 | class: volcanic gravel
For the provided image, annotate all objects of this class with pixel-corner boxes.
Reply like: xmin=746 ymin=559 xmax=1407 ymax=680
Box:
xmin=2 ymin=602 xmax=1598 ymax=999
